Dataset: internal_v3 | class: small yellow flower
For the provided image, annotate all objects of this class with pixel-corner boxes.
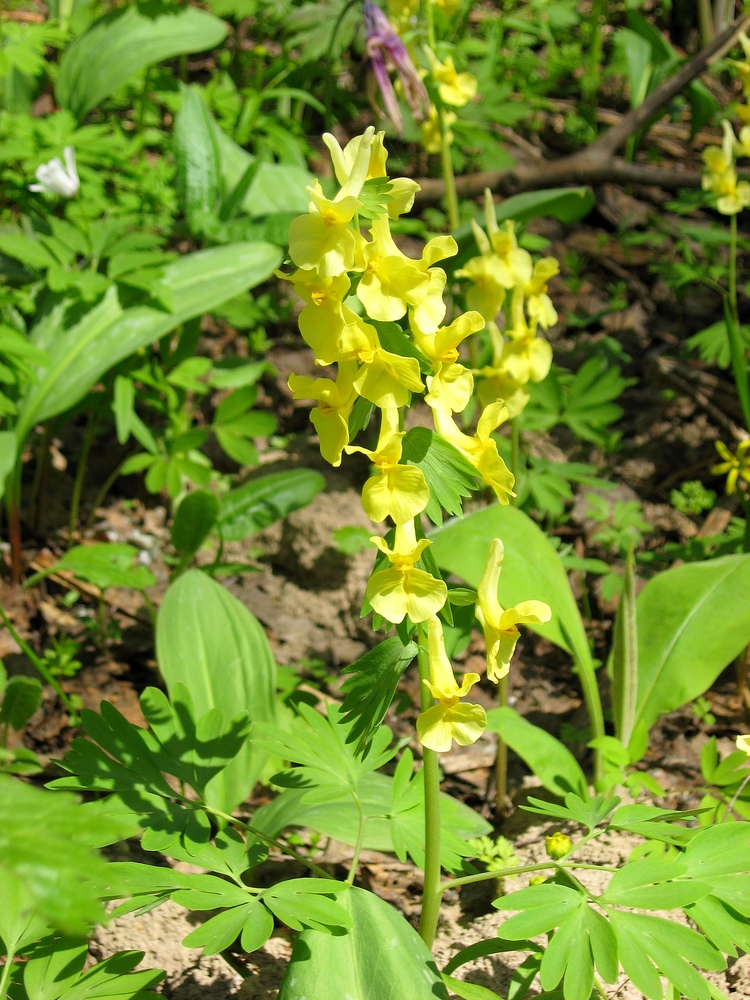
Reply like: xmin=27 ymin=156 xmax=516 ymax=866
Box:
xmin=288 ymin=127 xmax=374 ymax=276
xmin=737 ymin=734 xmax=750 ymax=755
xmin=455 ymin=255 xmax=508 ymax=323
xmin=284 ymin=269 xmax=351 ymax=365
xmin=366 ymin=521 xmax=448 ymax=623
xmin=416 ymin=615 xmax=487 ymax=752
xmin=524 ymin=258 xmax=559 ymax=330
xmin=712 ymin=439 xmax=750 ymax=494
xmin=358 ymin=215 xmax=430 ymax=322
xmin=346 ymin=407 xmax=430 ymax=524
xmin=420 ymin=104 xmax=456 ymax=154
xmin=322 ymin=129 xmax=420 ymax=219
xmin=426 ymin=48 xmax=477 ymax=108
xmin=476 ymin=538 xmax=552 ymax=683
xmin=433 ymin=401 xmax=516 ymax=504
xmin=288 ymin=363 xmax=358 ymax=467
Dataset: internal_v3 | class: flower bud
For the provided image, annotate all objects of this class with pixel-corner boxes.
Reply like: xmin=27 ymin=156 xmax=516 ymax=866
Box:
xmin=529 ymin=875 xmax=546 ymax=886
xmin=545 ymin=832 xmax=572 ymax=860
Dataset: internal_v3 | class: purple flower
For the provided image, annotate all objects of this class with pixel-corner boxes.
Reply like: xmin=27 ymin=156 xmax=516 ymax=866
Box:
xmin=363 ymin=2 xmax=429 ymax=134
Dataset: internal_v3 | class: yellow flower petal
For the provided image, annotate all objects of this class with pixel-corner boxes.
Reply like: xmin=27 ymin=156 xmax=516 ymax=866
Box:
xmin=417 ymin=702 xmax=487 ymax=751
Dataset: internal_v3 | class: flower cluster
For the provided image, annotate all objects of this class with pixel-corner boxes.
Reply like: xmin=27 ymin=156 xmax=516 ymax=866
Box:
xmin=702 ymin=35 xmax=750 ymax=216
xmin=286 ymin=128 xmax=551 ymax=753
xmin=458 ymin=189 xmax=557 ymax=418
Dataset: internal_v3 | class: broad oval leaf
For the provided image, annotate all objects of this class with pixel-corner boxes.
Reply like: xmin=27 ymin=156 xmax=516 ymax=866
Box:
xmin=277 ymin=886 xmax=450 ymax=1000
xmin=56 ymin=3 xmax=228 ymax=119
xmin=17 ymin=242 xmax=281 ymax=444
xmin=174 ymin=86 xmax=221 ymax=233
xmin=217 ymin=468 xmax=325 ymax=541
xmin=171 ymin=489 xmax=220 ymax=560
xmin=429 ymin=505 xmax=592 ymax=669
xmin=155 ymin=570 xmax=276 ymax=813
xmin=632 ymin=553 xmax=750 ymax=737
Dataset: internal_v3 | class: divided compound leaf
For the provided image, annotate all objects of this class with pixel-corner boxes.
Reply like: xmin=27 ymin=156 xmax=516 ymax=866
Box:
xmin=402 ymin=427 xmax=482 ymax=525
xmin=339 ymin=637 xmax=417 ymax=754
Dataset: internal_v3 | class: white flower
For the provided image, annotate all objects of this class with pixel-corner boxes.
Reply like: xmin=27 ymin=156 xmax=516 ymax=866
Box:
xmin=29 ymin=146 xmax=80 ymax=197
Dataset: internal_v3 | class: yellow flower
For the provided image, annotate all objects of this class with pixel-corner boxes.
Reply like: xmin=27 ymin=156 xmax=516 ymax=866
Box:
xmin=416 ymin=310 xmax=484 ymax=414
xmin=416 ymin=615 xmax=487 ymax=752
xmin=737 ymin=734 xmax=750 ymax=755
xmin=366 ymin=521 xmax=448 ymax=623
xmin=358 ymin=215 xmax=430 ymax=321
xmin=455 ymin=255 xmax=508 ymax=323
xmin=433 ymin=401 xmax=515 ymax=504
xmin=288 ymin=127 xmax=374 ymax=277
xmin=407 ymin=234 xmax=457 ymax=335
xmin=426 ymin=48 xmax=477 ymax=108
xmin=420 ymin=105 xmax=456 ymax=154
xmin=425 ymin=362 xmax=474 ymax=414
xmin=288 ymin=363 xmax=358 ymax=466
xmin=322 ymin=129 xmax=420 ymax=220
xmin=284 ymin=269 xmax=351 ymax=365
xmin=712 ymin=439 xmax=750 ymax=494
xmin=524 ymin=258 xmax=559 ymax=330
xmin=346 ymin=407 xmax=430 ymax=523
xmin=475 ymin=367 xmax=530 ymax=419
xmin=339 ymin=317 xmax=425 ymax=409
xmin=476 ymin=538 xmax=552 ymax=683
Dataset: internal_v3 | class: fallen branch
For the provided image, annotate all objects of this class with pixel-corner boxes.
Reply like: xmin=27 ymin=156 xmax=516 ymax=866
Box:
xmin=414 ymin=13 xmax=750 ymax=204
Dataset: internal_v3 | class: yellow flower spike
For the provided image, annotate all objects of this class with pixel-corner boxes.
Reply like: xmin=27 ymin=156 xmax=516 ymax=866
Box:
xmin=287 ymin=363 xmax=358 ymax=467
xmin=366 ymin=521 xmax=448 ymax=624
xmin=433 ymin=401 xmax=516 ymax=504
xmin=425 ymin=48 xmax=477 ymax=108
xmin=339 ymin=316 xmax=425 ymax=409
xmin=476 ymin=538 xmax=552 ymax=683
xmin=416 ymin=615 xmax=487 ymax=753
xmin=346 ymin=407 xmax=430 ymax=524
xmin=737 ymin=734 xmax=750 ymax=755
xmin=712 ymin=439 xmax=750 ymax=494
xmin=288 ymin=127 xmax=375 ymax=277
xmin=358 ymin=216 xmax=430 ymax=322
xmin=524 ymin=258 xmax=559 ymax=330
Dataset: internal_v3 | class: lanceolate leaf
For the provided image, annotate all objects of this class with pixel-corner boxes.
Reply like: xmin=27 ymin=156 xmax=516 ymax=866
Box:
xmin=277 ymin=886 xmax=450 ymax=1000
xmin=56 ymin=3 xmax=228 ymax=119
xmin=156 ymin=571 xmax=277 ymax=813
xmin=174 ymin=86 xmax=222 ymax=234
xmin=15 ymin=242 xmax=281 ymax=450
xmin=632 ymin=553 xmax=750 ymax=737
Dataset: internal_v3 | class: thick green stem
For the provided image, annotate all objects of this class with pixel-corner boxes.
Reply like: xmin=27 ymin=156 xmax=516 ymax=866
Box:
xmin=582 ymin=0 xmax=607 ymax=106
xmin=417 ymin=624 xmax=442 ymax=950
xmin=494 ymin=672 xmax=508 ymax=818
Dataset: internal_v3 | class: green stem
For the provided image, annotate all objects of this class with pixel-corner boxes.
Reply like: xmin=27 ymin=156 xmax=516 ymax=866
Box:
xmin=730 ymin=213 xmax=739 ymax=326
xmin=494 ymin=672 xmax=508 ymax=818
xmin=0 ymin=601 xmax=80 ymax=724
xmin=346 ymin=793 xmax=366 ymax=885
xmin=723 ymin=770 xmax=750 ymax=821
xmin=83 ymin=453 xmax=136 ymax=532
xmin=69 ymin=408 xmax=99 ymax=545
xmin=440 ymin=859 xmax=619 ymax=895
xmin=583 ymin=0 xmax=607 ymax=106
xmin=0 ymin=947 xmax=14 ymax=998
xmin=424 ymin=0 xmax=459 ymax=231
xmin=573 ymin=648 xmax=605 ymax=786
xmin=510 ymin=418 xmax=520 ymax=502
xmin=438 ymin=108 xmax=459 ymax=231
xmin=417 ymin=624 xmax=442 ymax=950
xmin=6 ymin=463 xmax=22 ymax=585
xmin=29 ymin=422 xmax=52 ymax=532
xmin=202 ymin=804 xmax=332 ymax=878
